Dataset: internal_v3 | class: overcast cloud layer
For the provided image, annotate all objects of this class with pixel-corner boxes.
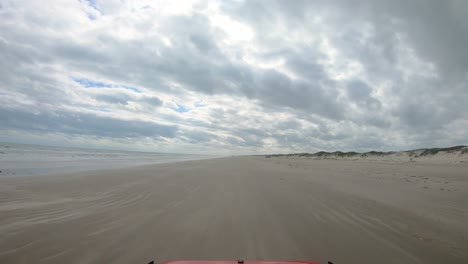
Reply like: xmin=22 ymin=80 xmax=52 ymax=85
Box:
xmin=1 ymin=0 xmax=467 ymax=154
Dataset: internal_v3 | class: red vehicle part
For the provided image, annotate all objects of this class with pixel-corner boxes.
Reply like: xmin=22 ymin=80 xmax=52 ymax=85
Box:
xmin=158 ymin=261 xmax=325 ymax=264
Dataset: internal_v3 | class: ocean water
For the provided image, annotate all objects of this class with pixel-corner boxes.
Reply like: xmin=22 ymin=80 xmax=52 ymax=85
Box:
xmin=0 ymin=143 xmax=215 ymax=176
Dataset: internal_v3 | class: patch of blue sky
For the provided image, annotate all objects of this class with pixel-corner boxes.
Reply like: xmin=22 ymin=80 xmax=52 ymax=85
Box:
xmin=173 ymin=103 xmax=190 ymax=113
xmin=122 ymin=85 xmax=142 ymax=93
xmin=85 ymin=0 xmax=98 ymax=10
xmin=81 ymin=0 xmax=99 ymax=20
xmin=73 ymin=78 xmax=112 ymax=88
xmin=73 ymin=77 xmax=142 ymax=93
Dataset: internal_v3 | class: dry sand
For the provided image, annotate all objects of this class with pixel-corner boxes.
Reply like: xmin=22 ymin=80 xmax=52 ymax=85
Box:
xmin=0 ymin=156 xmax=467 ymax=264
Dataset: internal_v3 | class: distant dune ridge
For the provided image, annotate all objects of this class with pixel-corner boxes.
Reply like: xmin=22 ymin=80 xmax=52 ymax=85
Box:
xmin=265 ymin=145 xmax=468 ymax=163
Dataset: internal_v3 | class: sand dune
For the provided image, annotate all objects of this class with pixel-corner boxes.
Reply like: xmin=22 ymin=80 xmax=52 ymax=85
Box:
xmin=0 ymin=157 xmax=467 ymax=264
xmin=265 ymin=145 xmax=468 ymax=164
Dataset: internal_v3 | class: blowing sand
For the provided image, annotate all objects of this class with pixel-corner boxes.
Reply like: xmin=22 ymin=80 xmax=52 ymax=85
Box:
xmin=0 ymin=156 xmax=467 ymax=264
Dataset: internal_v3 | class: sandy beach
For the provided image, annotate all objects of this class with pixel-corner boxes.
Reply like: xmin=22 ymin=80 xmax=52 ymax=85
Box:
xmin=0 ymin=156 xmax=467 ymax=264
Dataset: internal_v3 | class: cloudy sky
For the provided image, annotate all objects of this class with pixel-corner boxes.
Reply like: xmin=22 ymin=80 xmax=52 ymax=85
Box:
xmin=1 ymin=0 xmax=467 ymax=154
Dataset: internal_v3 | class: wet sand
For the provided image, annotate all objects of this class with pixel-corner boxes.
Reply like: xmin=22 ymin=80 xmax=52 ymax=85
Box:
xmin=0 ymin=156 xmax=467 ymax=264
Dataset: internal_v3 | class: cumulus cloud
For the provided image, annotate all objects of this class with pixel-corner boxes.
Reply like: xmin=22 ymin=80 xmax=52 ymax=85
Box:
xmin=1 ymin=107 xmax=177 ymax=139
xmin=0 ymin=0 xmax=467 ymax=154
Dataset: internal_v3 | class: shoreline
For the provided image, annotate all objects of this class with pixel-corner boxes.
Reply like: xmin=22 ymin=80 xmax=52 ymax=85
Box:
xmin=0 ymin=142 xmax=219 ymax=177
